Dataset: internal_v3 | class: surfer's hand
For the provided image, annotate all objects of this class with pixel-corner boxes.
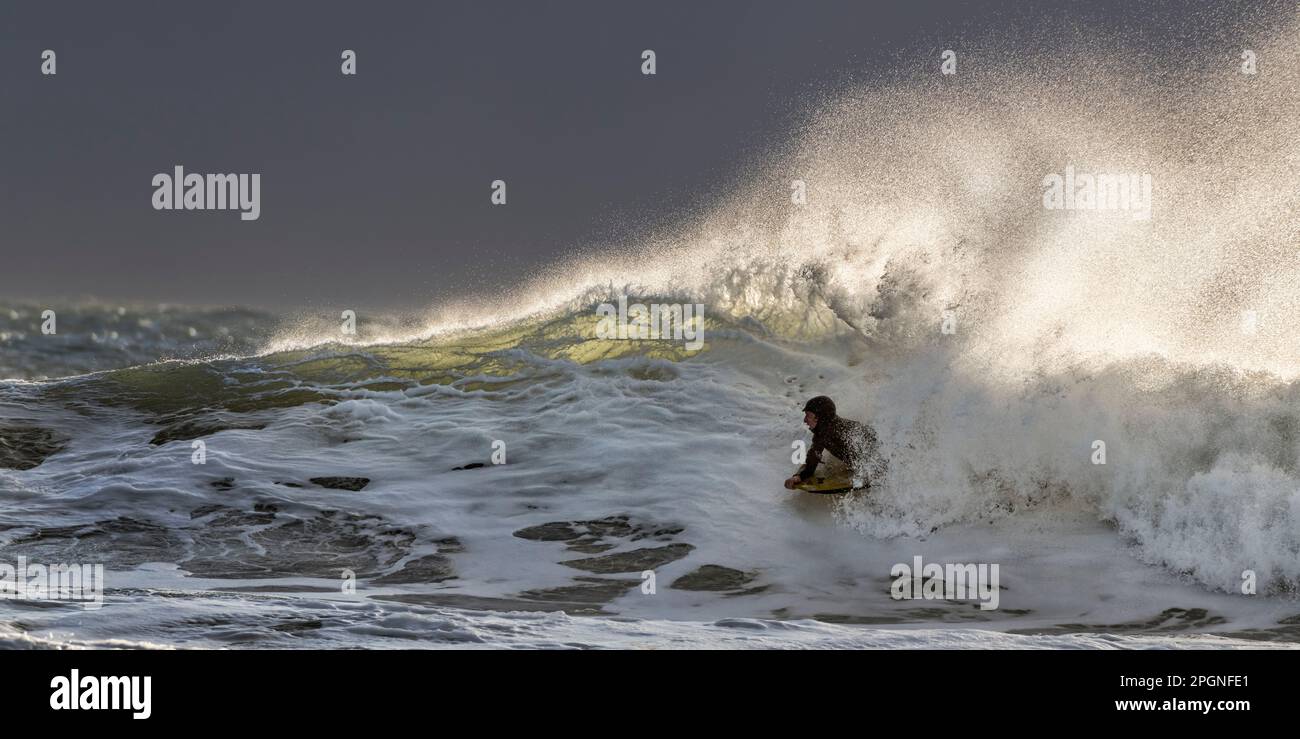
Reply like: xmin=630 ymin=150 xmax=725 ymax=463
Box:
xmin=783 ymin=475 xmax=800 ymax=490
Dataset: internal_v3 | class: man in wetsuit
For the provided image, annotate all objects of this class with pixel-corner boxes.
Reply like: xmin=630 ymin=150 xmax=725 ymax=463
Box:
xmin=783 ymin=395 xmax=880 ymax=489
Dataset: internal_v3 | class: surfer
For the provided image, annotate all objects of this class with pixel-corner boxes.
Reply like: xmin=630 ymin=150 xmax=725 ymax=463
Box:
xmin=784 ymin=396 xmax=881 ymax=490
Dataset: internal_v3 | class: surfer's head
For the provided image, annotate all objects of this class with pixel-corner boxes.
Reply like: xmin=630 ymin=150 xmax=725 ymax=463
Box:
xmin=802 ymin=396 xmax=836 ymax=430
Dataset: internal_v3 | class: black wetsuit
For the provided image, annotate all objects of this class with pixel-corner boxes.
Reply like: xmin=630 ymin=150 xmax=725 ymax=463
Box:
xmin=799 ymin=415 xmax=880 ymax=483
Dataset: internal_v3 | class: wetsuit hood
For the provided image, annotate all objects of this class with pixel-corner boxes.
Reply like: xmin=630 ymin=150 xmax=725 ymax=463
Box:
xmin=802 ymin=396 xmax=837 ymax=420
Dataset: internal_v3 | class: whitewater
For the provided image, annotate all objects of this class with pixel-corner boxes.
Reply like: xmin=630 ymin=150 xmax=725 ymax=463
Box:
xmin=2 ymin=15 xmax=1299 ymax=648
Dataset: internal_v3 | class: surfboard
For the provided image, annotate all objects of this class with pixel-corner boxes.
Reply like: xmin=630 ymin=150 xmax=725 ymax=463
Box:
xmin=793 ymin=476 xmax=865 ymax=495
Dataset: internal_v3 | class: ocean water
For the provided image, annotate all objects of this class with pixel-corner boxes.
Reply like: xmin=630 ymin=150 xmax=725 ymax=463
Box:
xmin=3 ymin=15 xmax=1300 ymax=649
xmin=2 ymin=294 xmax=1296 ymax=649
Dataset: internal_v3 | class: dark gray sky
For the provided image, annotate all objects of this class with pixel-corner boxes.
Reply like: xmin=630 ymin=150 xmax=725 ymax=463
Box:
xmin=0 ymin=1 xmax=1276 ymax=311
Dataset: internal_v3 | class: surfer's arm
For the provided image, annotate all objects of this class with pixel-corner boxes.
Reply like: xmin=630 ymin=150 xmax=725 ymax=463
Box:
xmin=799 ymin=443 xmax=823 ymax=480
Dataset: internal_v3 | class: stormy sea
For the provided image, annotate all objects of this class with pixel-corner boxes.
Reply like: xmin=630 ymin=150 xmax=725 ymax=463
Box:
xmin=2 ymin=17 xmax=1299 ymax=649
